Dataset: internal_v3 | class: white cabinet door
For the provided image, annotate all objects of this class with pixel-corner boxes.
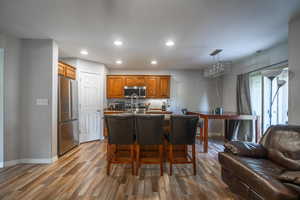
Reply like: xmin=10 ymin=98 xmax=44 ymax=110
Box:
xmin=79 ymin=72 xmax=102 ymax=143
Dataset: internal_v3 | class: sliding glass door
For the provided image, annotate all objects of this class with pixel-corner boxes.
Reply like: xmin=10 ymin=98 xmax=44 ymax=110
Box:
xmin=250 ymin=67 xmax=288 ymax=133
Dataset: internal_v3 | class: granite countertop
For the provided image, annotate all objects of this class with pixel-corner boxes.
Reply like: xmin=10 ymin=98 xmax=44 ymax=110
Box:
xmin=104 ymin=109 xmax=172 ymax=114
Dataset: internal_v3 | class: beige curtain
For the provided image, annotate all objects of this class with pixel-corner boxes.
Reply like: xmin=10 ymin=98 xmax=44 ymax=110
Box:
xmin=228 ymin=73 xmax=254 ymax=142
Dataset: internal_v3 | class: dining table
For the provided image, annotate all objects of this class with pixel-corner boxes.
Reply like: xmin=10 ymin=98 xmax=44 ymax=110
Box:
xmin=187 ymin=112 xmax=261 ymax=153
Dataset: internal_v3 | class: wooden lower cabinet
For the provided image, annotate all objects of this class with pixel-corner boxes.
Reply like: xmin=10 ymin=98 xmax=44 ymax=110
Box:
xmin=106 ymin=75 xmax=170 ymax=99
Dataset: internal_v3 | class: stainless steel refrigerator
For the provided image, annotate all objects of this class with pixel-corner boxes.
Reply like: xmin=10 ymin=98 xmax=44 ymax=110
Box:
xmin=58 ymin=76 xmax=79 ymax=156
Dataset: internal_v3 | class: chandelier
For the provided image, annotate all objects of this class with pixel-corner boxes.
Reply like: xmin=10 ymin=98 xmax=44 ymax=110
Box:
xmin=203 ymin=49 xmax=227 ymax=78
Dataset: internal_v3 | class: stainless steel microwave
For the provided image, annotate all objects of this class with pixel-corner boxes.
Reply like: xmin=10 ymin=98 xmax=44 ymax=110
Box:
xmin=124 ymin=86 xmax=146 ymax=98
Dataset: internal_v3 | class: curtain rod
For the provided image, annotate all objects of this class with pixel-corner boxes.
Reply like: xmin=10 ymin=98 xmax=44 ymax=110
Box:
xmin=246 ymin=60 xmax=288 ymax=75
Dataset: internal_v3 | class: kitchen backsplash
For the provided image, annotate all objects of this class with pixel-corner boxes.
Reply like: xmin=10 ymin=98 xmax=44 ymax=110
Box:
xmin=107 ymin=98 xmax=170 ymax=110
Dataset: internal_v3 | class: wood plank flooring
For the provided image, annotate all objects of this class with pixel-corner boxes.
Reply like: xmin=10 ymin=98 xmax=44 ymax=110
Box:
xmin=0 ymin=139 xmax=240 ymax=200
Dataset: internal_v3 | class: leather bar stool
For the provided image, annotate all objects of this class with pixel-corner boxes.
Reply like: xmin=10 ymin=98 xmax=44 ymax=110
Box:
xmin=105 ymin=114 xmax=135 ymax=175
xmin=135 ymin=115 xmax=165 ymax=176
xmin=168 ymin=115 xmax=199 ymax=175
xmin=182 ymin=109 xmax=203 ymax=141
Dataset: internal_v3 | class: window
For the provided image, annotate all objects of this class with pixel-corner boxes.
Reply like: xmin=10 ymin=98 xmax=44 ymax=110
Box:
xmin=250 ymin=66 xmax=288 ymax=133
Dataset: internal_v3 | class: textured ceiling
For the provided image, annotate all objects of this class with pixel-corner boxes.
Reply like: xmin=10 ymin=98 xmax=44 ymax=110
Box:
xmin=0 ymin=0 xmax=299 ymax=69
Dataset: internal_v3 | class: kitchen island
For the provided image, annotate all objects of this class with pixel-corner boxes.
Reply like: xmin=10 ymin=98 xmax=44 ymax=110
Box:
xmin=103 ymin=109 xmax=172 ymax=137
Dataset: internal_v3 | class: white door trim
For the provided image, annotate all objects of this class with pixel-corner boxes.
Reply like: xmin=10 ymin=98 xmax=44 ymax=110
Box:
xmin=0 ymin=49 xmax=4 ymax=168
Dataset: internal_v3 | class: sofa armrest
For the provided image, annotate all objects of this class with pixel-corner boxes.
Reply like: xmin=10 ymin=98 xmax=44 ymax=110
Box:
xmin=224 ymin=141 xmax=267 ymax=158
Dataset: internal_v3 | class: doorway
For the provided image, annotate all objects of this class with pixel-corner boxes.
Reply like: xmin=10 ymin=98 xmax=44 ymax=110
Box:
xmin=0 ymin=49 xmax=4 ymax=167
xmin=78 ymin=71 xmax=103 ymax=143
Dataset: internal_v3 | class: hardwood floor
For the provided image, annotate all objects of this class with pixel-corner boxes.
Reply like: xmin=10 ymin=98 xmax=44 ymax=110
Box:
xmin=0 ymin=139 xmax=239 ymax=200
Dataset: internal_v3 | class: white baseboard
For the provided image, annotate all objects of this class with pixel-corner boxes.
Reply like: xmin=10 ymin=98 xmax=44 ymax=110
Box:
xmin=0 ymin=162 xmax=3 ymax=168
xmin=209 ymin=132 xmax=222 ymax=137
xmin=3 ymin=156 xmax=58 ymax=167
xmin=4 ymin=159 xmax=19 ymax=167
xmin=20 ymin=158 xmax=54 ymax=164
xmin=51 ymin=156 xmax=58 ymax=162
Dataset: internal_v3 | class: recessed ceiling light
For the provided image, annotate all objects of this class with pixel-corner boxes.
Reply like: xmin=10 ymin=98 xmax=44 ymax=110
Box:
xmin=151 ymin=60 xmax=158 ymax=65
xmin=115 ymin=59 xmax=123 ymax=64
xmin=80 ymin=50 xmax=88 ymax=55
xmin=165 ymin=40 xmax=175 ymax=47
xmin=114 ymin=40 xmax=123 ymax=46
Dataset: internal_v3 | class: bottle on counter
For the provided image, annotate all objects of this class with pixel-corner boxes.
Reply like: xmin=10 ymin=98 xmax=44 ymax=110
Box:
xmin=162 ymin=102 xmax=166 ymax=111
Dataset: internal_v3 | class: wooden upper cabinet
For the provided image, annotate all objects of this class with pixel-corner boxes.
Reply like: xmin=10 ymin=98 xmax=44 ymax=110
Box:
xmin=106 ymin=75 xmax=171 ymax=98
xmin=124 ymin=76 xmax=145 ymax=86
xmin=65 ymin=66 xmax=76 ymax=80
xmin=107 ymin=76 xmax=125 ymax=98
xmin=159 ymin=76 xmax=171 ymax=98
xmin=135 ymin=77 xmax=146 ymax=86
xmin=58 ymin=61 xmax=76 ymax=80
xmin=145 ymin=76 xmax=159 ymax=98
xmin=58 ymin=62 xmax=66 ymax=76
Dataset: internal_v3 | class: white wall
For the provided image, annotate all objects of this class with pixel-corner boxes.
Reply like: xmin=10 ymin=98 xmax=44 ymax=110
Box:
xmin=109 ymin=69 xmax=223 ymax=133
xmin=0 ymin=43 xmax=4 ymax=167
xmin=20 ymin=39 xmax=58 ymax=161
xmin=222 ymin=42 xmax=288 ymax=113
xmin=288 ymin=15 xmax=300 ymax=125
xmin=51 ymin=42 xmax=58 ymax=158
xmin=0 ymin=34 xmax=22 ymax=165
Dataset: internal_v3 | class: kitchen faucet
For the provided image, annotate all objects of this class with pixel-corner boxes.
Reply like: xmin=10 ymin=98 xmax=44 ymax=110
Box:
xmin=130 ymin=93 xmax=138 ymax=112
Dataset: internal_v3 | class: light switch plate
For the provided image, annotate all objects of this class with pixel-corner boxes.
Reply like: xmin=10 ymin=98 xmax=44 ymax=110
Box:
xmin=36 ymin=98 xmax=49 ymax=106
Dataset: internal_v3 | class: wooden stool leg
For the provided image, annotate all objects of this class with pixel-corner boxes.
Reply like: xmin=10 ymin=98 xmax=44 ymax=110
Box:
xmin=136 ymin=145 xmax=140 ymax=176
xmin=169 ymin=144 xmax=173 ymax=176
xmin=131 ymin=145 xmax=134 ymax=175
xmin=107 ymin=144 xmax=111 ymax=175
xmin=159 ymin=144 xmax=163 ymax=176
xmin=192 ymin=144 xmax=196 ymax=175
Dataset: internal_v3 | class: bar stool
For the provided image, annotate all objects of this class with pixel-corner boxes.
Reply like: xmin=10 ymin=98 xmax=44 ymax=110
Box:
xmin=168 ymin=115 xmax=199 ymax=175
xmin=135 ymin=115 xmax=164 ymax=176
xmin=182 ymin=109 xmax=203 ymax=141
xmin=105 ymin=114 xmax=135 ymax=175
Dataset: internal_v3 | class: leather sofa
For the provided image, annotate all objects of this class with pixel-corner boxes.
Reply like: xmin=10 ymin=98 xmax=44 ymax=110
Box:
xmin=219 ymin=125 xmax=300 ymax=200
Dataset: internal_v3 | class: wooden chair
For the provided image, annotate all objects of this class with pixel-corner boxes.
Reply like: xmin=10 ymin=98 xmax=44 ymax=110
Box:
xmin=105 ymin=114 xmax=135 ymax=175
xmin=135 ymin=115 xmax=165 ymax=176
xmin=168 ymin=115 xmax=199 ymax=175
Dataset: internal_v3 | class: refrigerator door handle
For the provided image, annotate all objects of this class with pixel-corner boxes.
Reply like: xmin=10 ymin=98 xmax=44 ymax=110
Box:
xmin=70 ymin=80 xmax=79 ymax=120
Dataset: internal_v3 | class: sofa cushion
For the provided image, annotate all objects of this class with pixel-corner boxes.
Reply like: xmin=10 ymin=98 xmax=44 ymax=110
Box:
xmin=268 ymin=149 xmax=300 ymax=171
xmin=224 ymin=141 xmax=267 ymax=158
xmin=219 ymin=152 xmax=298 ymax=200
